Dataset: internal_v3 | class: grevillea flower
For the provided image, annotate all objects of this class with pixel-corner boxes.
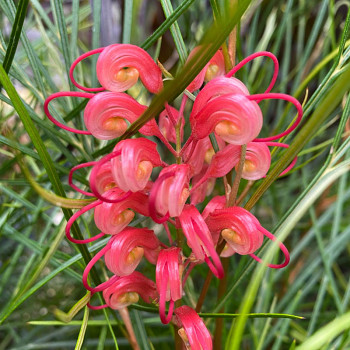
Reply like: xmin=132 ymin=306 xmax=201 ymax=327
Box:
xmin=174 ymin=305 xmax=212 ymax=350
xmin=149 ymin=164 xmax=190 ymax=222
xmin=94 ymin=189 xmax=149 ymax=235
xmin=156 ymin=247 xmax=184 ymax=324
xmin=189 ymin=94 xmax=263 ymax=145
xmin=111 ymin=138 xmax=164 ymax=192
xmin=206 ymin=207 xmax=290 ymax=268
xmin=102 ymin=271 xmax=158 ymax=309
xmin=104 ymin=227 xmax=161 ymax=276
xmin=84 ymin=92 xmax=147 ymax=140
xmin=191 ymin=76 xmax=250 ymax=117
xmin=96 ymin=44 xmax=163 ymax=93
xmin=179 ymin=205 xmax=224 ymax=279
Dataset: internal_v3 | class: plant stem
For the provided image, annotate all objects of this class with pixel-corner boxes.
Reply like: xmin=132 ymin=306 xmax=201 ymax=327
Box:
xmin=195 ymin=240 xmax=226 ymax=312
xmin=214 ymin=257 xmax=230 ymax=349
xmin=228 ymin=144 xmax=247 ymax=206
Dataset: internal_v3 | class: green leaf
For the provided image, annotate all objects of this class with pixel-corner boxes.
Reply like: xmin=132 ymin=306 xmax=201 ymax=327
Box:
xmin=160 ymin=0 xmax=187 ymax=64
xmin=1 ymin=0 xmax=29 ymax=74
xmin=74 ymin=306 xmax=89 ymax=350
xmin=296 ymin=312 xmax=350 ymax=350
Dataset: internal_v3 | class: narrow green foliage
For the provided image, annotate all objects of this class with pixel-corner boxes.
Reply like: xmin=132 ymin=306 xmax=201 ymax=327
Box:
xmin=1 ymin=0 xmax=29 ymax=74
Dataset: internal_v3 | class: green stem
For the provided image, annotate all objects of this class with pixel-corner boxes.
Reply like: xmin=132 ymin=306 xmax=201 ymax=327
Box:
xmin=228 ymin=144 xmax=247 ymax=207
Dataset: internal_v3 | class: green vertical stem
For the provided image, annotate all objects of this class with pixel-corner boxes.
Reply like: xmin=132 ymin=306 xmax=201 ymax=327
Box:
xmin=228 ymin=144 xmax=247 ymax=207
xmin=1 ymin=0 xmax=29 ymax=74
xmin=213 ymin=257 xmax=230 ymax=350
xmin=122 ymin=0 xmax=133 ymax=44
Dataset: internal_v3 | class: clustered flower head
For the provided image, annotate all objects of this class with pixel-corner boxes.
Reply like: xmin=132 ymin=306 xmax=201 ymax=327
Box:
xmin=45 ymin=43 xmax=302 ymax=349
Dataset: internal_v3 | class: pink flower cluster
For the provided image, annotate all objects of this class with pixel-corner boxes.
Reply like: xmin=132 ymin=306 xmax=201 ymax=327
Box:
xmin=45 ymin=44 xmax=302 ymax=349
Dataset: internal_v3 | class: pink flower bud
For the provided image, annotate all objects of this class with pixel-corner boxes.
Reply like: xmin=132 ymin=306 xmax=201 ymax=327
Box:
xmin=104 ymin=227 xmax=161 ymax=276
xmin=191 ymin=76 xmax=250 ymax=117
xmin=89 ymin=161 xmax=116 ymax=194
xmin=202 ymin=195 xmax=226 ymax=220
xmin=96 ymin=44 xmax=163 ymax=93
xmin=184 ymin=137 xmax=215 ymax=176
xmin=187 ymin=47 xmax=225 ymax=92
xmin=190 ymin=166 xmax=216 ymax=206
xmin=94 ymin=189 xmax=149 ymax=235
xmin=190 ymin=144 xmax=240 ymax=194
xmin=156 ymin=247 xmax=184 ymax=324
xmin=206 ymin=207 xmax=290 ymax=268
xmin=190 ymin=94 xmax=263 ymax=145
xmin=103 ymin=271 xmax=158 ymax=309
xmin=174 ymin=305 xmax=212 ymax=350
xmin=204 ymin=50 xmax=225 ymax=82
xmin=179 ymin=205 xmax=224 ymax=279
xmin=84 ymin=92 xmax=146 ymax=140
xmin=149 ymin=164 xmax=190 ymax=222
xmin=240 ymin=142 xmax=271 ymax=180
xmin=158 ymin=106 xmax=183 ymax=144
xmin=111 ymin=138 xmax=163 ymax=192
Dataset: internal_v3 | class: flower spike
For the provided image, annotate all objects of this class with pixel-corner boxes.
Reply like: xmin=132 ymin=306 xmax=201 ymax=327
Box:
xmin=69 ymin=47 xmax=106 ymax=92
xmin=179 ymin=205 xmax=224 ymax=279
xmin=102 ymin=272 xmax=158 ymax=309
xmin=174 ymin=306 xmax=212 ymax=350
xmin=156 ymin=248 xmax=183 ymax=324
xmin=96 ymin=44 xmax=163 ymax=93
xmin=44 ymin=91 xmax=94 ymax=134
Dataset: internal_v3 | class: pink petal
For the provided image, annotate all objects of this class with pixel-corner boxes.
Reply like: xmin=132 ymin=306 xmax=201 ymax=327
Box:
xmin=103 ymin=271 xmax=158 ymax=309
xmin=191 ymin=76 xmax=250 ymax=117
xmin=190 ymin=94 xmax=263 ymax=145
xmin=174 ymin=306 xmax=212 ymax=350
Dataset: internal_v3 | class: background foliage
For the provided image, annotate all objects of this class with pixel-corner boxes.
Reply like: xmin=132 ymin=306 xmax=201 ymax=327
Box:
xmin=0 ymin=0 xmax=349 ymax=349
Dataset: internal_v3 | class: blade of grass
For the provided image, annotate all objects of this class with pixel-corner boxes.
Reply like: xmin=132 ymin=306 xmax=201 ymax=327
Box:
xmin=122 ymin=0 xmax=133 ymax=44
xmin=296 ymin=311 xmax=350 ymax=350
xmin=74 ymin=306 xmax=89 ymax=350
xmin=142 ymin=0 xmax=195 ymax=50
xmin=160 ymin=0 xmax=187 ymax=64
xmin=51 ymin=0 xmax=74 ymax=91
xmin=1 ymin=0 xmax=29 ymax=74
